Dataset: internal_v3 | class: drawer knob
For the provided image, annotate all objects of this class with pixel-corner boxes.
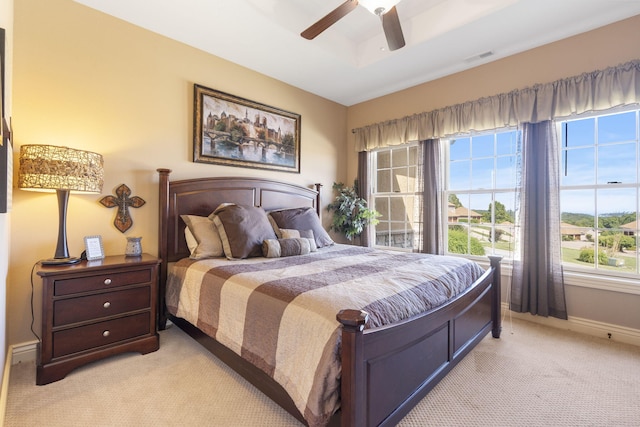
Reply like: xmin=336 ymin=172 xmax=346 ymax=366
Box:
xmin=104 ymin=278 xmax=112 ymax=285
xmin=102 ymin=330 xmax=110 ymax=337
xmin=103 ymin=301 xmax=111 ymax=309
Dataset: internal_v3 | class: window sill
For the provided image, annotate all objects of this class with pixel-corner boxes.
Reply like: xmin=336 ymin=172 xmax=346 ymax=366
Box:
xmin=562 ymin=270 xmax=640 ymax=295
xmin=472 ymin=257 xmax=640 ymax=296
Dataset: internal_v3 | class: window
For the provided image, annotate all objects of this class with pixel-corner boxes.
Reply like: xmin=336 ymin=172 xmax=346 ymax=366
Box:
xmin=559 ymin=108 xmax=640 ymax=276
xmin=445 ymin=129 xmax=521 ymax=258
xmin=371 ymin=143 xmax=421 ymax=250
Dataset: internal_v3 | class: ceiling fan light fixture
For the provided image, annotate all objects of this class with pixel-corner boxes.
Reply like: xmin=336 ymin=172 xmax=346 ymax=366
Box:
xmin=359 ymin=0 xmax=401 ymax=16
xmin=301 ymin=0 xmax=405 ymax=51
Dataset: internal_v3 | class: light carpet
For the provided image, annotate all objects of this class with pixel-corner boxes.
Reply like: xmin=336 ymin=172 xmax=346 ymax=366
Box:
xmin=5 ymin=317 xmax=640 ymax=426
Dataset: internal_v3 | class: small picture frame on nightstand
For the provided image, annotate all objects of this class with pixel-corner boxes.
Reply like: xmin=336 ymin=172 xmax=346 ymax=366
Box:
xmin=84 ymin=235 xmax=105 ymax=261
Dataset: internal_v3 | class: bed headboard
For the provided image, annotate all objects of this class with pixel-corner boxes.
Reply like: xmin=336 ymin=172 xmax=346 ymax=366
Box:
xmin=158 ymin=168 xmax=321 ymax=262
xmin=157 ymin=168 xmax=321 ymax=325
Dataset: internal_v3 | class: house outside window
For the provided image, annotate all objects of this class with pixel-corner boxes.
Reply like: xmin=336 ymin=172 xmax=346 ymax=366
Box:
xmin=370 ymin=143 xmax=421 ymax=250
xmin=444 ymin=129 xmax=521 ymax=259
xmin=559 ymin=108 xmax=640 ymax=276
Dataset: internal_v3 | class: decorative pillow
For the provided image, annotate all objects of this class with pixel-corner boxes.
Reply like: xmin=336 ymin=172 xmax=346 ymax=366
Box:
xmin=184 ymin=226 xmax=198 ymax=253
xmin=180 ymin=214 xmax=224 ymax=259
xmin=211 ymin=204 xmax=277 ymax=259
xmin=268 ymin=207 xmax=334 ymax=248
xmin=280 ymin=229 xmax=317 ymax=252
xmin=262 ymin=238 xmax=311 ymax=258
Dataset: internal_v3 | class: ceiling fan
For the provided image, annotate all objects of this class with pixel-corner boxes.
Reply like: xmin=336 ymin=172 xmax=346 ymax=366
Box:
xmin=301 ymin=0 xmax=406 ymax=51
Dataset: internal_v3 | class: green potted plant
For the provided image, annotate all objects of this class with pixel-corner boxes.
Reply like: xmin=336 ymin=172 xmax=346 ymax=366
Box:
xmin=327 ymin=181 xmax=380 ymax=243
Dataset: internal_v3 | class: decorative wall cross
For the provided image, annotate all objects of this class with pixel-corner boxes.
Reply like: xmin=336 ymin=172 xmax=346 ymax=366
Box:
xmin=100 ymin=184 xmax=146 ymax=233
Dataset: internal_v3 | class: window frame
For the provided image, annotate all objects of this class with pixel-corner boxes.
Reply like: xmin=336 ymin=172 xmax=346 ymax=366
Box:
xmin=366 ymin=106 xmax=640 ymax=292
xmin=369 ymin=142 xmax=422 ymax=252
xmin=557 ymin=106 xmax=640 ymax=280
xmin=443 ymin=127 xmax=521 ymax=261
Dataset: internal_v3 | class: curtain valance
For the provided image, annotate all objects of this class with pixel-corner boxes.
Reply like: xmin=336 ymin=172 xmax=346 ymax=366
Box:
xmin=354 ymin=60 xmax=640 ymax=151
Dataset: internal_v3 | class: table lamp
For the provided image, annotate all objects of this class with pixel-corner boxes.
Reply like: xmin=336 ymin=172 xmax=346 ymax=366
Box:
xmin=18 ymin=144 xmax=104 ymax=265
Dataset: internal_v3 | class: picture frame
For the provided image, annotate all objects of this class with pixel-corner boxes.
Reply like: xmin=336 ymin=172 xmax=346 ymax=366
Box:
xmin=84 ymin=235 xmax=105 ymax=261
xmin=193 ymin=84 xmax=301 ymax=173
xmin=0 ymin=28 xmax=11 ymax=214
xmin=0 ymin=28 xmax=5 ymax=144
xmin=0 ymin=118 xmax=12 ymax=214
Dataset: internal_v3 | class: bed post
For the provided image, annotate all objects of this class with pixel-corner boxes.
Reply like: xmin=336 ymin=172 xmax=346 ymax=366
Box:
xmin=157 ymin=168 xmax=171 ymax=330
xmin=488 ymin=255 xmax=502 ymax=338
xmin=337 ymin=309 xmax=369 ymax=427
xmin=314 ymin=183 xmax=322 ymax=219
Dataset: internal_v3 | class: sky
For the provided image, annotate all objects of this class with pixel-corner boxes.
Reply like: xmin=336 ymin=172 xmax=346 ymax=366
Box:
xmin=448 ymin=110 xmax=639 ymax=217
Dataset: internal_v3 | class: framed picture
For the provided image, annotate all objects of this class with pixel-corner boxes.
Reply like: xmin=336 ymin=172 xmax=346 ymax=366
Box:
xmin=0 ymin=28 xmax=5 ymax=142
xmin=193 ymin=84 xmax=301 ymax=173
xmin=0 ymin=119 xmax=12 ymax=214
xmin=84 ymin=235 xmax=105 ymax=261
xmin=0 ymin=28 xmax=11 ymax=214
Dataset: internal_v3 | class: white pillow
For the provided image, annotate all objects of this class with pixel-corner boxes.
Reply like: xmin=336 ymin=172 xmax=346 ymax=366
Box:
xmin=184 ymin=226 xmax=198 ymax=254
xmin=180 ymin=214 xmax=224 ymax=259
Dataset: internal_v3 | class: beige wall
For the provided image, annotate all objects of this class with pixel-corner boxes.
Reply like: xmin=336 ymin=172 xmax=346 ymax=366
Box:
xmin=8 ymin=0 xmax=347 ymax=346
xmin=8 ymin=1 xmax=640 ymax=347
xmin=1 ymin=0 xmax=14 ymax=397
xmin=346 ymin=15 xmax=640 ymax=330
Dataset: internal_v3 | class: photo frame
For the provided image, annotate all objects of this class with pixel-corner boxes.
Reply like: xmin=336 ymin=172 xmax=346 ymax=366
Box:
xmin=84 ymin=235 xmax=105 ymax=261
xmin=193 ymin=84 xmax=301 ymax=173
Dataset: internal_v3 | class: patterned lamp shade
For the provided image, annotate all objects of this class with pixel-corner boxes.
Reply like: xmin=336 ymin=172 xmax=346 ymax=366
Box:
xmin=18 ymin=144 xmax=105 ymax=264
xmin=18 ymin=144 xmax=104 ymax=193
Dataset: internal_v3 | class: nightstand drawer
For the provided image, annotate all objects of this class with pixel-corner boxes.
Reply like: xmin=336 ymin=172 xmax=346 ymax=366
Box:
xmin=54 ymin=268 xmax=152 ymax=296
xmin=53 ymin=287 xmax=151 ymax=327
xmin=52 ymin=312 xmax=151 ymax=358
xmin=37 ymin=254 xmax=160 ymax=384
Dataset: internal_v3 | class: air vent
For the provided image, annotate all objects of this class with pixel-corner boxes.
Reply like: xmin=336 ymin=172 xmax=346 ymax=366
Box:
xmin=464 ymin=50 xmax=494 ymax=63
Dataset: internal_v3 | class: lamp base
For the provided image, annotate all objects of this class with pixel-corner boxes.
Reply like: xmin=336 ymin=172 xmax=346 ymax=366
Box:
xmin=41 ymin=257 xmax=82 ymax=266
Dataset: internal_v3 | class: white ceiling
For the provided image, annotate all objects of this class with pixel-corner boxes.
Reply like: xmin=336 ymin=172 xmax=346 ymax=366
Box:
xmin=73 ymin=0 xmax=640 ymax=106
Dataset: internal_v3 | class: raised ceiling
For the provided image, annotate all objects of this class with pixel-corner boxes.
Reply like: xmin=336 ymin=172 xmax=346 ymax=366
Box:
xmin=73 ymin=0 xmax=640 ymax=106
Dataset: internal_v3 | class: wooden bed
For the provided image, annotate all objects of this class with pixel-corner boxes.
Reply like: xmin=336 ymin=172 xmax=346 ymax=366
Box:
xmin=156 ymin=168 xmax=502 ymax=427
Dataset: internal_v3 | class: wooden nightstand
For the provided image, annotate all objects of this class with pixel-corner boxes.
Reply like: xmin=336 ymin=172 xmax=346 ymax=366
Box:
xmin=36 ymin=254 xmax=161 ymax=385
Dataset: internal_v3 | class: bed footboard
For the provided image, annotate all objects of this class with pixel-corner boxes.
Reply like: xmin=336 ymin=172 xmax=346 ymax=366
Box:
xmin=337 ymin=255 xmax=502 ymax=427
xmin=157 ymin=169 xmax=503 ymax=427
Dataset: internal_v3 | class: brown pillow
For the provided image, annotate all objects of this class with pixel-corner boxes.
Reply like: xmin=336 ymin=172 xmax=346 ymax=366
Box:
xmin=211 ymin=204 xmax=277 ymax=259
xmin=262 ymin=238 xmax=311 ymax=258
xmin=280 ymin=229 xmax=317 ymax=252
xmin=269 ymin=207 xmax=334 ymax=248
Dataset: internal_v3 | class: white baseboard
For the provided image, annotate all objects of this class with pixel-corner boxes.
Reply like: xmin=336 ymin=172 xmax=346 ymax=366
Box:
xmin=1 ymin=341 xmax=37 ymax=427
xmin=0 ymin=345 xmax=14 ymax=427
xmin=502 ymin=303 xmax=640 ymax=347
xmin=11 ymin=341 xmax=38 ymax=365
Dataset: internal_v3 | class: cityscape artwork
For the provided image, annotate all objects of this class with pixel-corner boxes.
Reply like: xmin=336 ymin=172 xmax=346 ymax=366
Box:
xmin=193 ymin=84 xmax=301 ymax=173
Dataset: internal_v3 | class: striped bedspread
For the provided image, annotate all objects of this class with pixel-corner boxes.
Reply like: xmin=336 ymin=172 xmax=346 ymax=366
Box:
xmin=166 ymin=244 xmax=485 ymax=427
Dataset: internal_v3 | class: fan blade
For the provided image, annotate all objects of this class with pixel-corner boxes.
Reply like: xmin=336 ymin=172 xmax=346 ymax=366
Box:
xmin=381 ymin=6 xmax=405 ymax=51
xmin=301 ymin=0 xmax=359 ymax=40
